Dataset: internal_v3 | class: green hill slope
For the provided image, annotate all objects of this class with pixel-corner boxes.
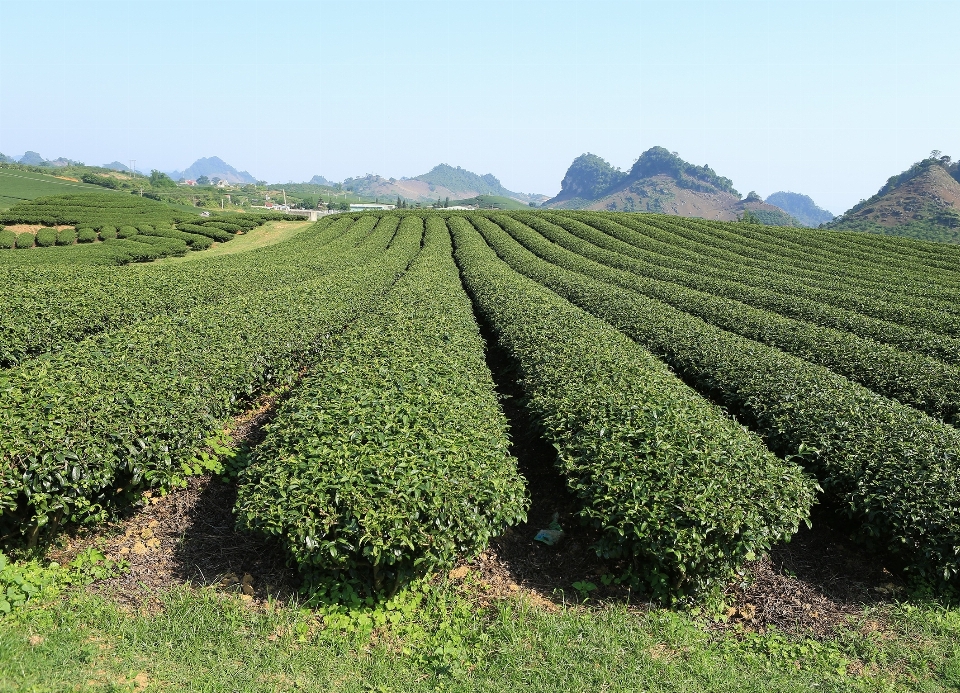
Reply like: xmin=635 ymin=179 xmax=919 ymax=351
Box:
xmin=765 ymin=191 xmax=834 ymax=227
xmin=545 ymin=148 xmax=796 ymax=225
xmin=828 ymin=154 xmax=960 ymax=243
xmin=0 ymin=169 xmax=113 ymax=208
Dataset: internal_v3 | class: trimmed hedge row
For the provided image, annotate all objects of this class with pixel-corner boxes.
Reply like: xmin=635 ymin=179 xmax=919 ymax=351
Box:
xmin=137 ymin=226 xmax=214 ymax=250
xmin=202 ymin=221 xmax=242 ymax=233
xmin=474 ymin=214 xmax=960 ymax=583
xmin=98 ymin=227 xmax=117 ymax=241
xmin=450 ymin=216 xmax=814 ymax=599
xmin=178 ymin=223 xmax=233 ymax=242
xmin=617 ymin=213 xmax=960 ymax=303
xmin=0 ymin=231 xmax=14 ymax=249
xmin=0 ymin=216 xmax=424 ymax=542
xmin=705 ymin=216 xmax=960 ymax=280
xmin=547 ymin=213 xmax=960 ymax=366
xmin=570 ymin=213 xmax=960 ymax=337
xmin=611 ymin=214 xmax=960 ymax=322
xmin=14 ymin=233 xmax=34 ymax=249
xmin=117 ymin=226 xmax=137 ymax=239
xmin=500 ymin=214 xmax=960 ymax=426
xmin=77 ymin=228 xmax=96 ymax=243
xmin=0 ymin=193 xmax=188 ymax=229
xmin=0 ymin=215 xmax=370 ymax=366
xmin=237 ymin=216 xmax=528 ymax=593
xmin=130 ymin=235 xmax=188 ymax=256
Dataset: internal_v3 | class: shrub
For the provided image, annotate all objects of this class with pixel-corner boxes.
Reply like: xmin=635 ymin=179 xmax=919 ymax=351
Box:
xmin=55 ymin=229 xmax=76 ymax=246
xmin=479 ymin=212 xmax=960 ymax=584
xmin=80 ymin=173 xmax=120 ymax=189
xmin=76 ymin=228 xmax=97 ymax=243
xmin=201 ymin=221 xmax=241 ymax=233
xmin=15 ymin=233 xmax=35 ymax=249
xmin=0 ymin=215 xmax=420 ymax=546
xmin=237 ymin=217 xmax=527 ymax=594
xmin=35 ymin=228 xmax=58 ymax=247
xmin=178 ymin=223 xmax=232 ymax=242
xmin=0 ymin=231 xmax=14 ymax=249
xmin=450 ymin=216 xmax=814 ymax=599
xmin=117 ymin=226 xmax=137 ymax=239
xmin=98 ymin=226 xmax=117 ymax=241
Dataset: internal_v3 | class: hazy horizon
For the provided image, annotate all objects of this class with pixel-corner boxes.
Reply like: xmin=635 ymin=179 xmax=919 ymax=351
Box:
xmin=2 ymin=0 xmax=958 ymax=214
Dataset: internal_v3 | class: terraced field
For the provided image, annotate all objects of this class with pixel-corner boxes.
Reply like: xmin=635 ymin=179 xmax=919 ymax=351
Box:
xmin=3 ymin=209 xmax=960 ymax=601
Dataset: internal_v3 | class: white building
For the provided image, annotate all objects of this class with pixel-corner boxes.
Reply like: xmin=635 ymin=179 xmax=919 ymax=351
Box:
xmin=349 ymin=203 xmax=396 ymax=211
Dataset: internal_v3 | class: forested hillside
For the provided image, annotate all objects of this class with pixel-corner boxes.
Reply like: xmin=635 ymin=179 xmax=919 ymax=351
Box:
xmin=545 ymin=147 xmax=801 ymax=225
xmin=829 ymin=153 xmax=960 ymax=243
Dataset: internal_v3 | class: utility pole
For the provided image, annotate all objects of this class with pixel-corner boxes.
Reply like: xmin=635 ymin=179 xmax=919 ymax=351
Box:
xmin=130 ymin=160 xmax=136 ymax=179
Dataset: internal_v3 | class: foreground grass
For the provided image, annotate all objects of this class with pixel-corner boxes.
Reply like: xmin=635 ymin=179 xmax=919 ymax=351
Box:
xmin=154 ymin=220 xmax=313 ymax=263
xmin=2 ymin=578 xmax=960 ymax=692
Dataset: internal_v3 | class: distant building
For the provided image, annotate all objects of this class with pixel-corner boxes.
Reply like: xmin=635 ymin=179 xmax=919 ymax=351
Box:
xmin=180 ymin=179 xmax=197 ymax=186
xmin=199 ymin=211 xmax=211 ymax=217
xmin=350 ymin=203 xmax=396 ymax=211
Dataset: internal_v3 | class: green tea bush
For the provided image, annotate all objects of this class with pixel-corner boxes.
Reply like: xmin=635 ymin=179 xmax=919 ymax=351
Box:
xmin=0 ymin=231 xmax=14 ymax=249
xmin=477 ymin=214 xmax=960 ymax=584
xmin=0 ymin=214 xmax=356 ymax=367
xmin=34 ymin=228 xmax=57 ymax=247
xmin=178 ymin=223 xmax=232 ymax=242
xmin=76 ymin=228 xmax=97 ymax=243
xmin=137 ymin=226 xmax=214 ymax=250
xmin=98 ymin=226 xmax=117 ymax=241
xmin=116 ymin=226 xmax=137 ymax=239
xmin=130 ymin=235 xmax=188 ymax=256
xmin=0 ymin=216 xmax=419 ymax=542
xmin=202 ymin=221 xmax=241 ymax=233
xmin=14 ymin=233 xmax=34 ymax=249
xmin=0 ymin=193 xmax=190 ymax=228
xmin=237 ymin=217 xmax=527 ymax=594
xmin=560 ymin=213 xmax=960 ymax=366
xmin=503 ymin=214 xmax=960 ymax=426
xmin=451 ymin=216 xmax=814 ymax=599
xmin=55 ymin=229 xmax=75 ymax=246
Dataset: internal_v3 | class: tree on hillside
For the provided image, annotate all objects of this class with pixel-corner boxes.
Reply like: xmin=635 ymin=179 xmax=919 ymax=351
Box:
xmin=444 ymin=196 xmax=449 ymax=208
xmin=149 ymin=170 xmax=177 ymax=188
xmin=196 ymin=175 xmax=210 ymax=185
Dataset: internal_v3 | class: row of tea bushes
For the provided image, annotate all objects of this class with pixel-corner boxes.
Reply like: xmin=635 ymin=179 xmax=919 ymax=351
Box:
xmin=237 ymin=217 xmax=528 ymax=594
xmin=474 ymin=214 xmax=960 ymax=584
xmin=450 ymin=216 xmax=815 ymax=599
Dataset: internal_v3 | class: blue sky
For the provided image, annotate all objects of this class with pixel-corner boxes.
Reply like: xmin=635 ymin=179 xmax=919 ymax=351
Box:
xmin=1 ymin=0 xmax=957 ymax=213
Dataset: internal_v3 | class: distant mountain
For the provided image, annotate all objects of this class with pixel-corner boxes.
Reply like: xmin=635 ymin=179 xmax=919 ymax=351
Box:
xmin=168 ymin=156 xmax=257 ymax=184
xmin=1 ymin=151 xmax=80 ymax=167
xmin=308 ymin=175 xmax=334 ymax=186
xmin=413 ymin=164 xmax=514 ymax=198
xmin=544 ymin=147 xmax=796 ymax=224
xmin=103 ymin=161 xmax=131 ymax=172
xmin=765 ymin=192 xmax=834 ymax=227
xmin=337 ymin=164 xmax=547 ymax=205
xmin=828 ymin=154 xmax=960 ymax=243
xmin=19 ymin=151 xmax=46 ymax=166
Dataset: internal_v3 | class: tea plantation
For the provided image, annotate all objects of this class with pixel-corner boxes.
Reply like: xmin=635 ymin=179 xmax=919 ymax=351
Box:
xmin=3 ymin=207 xmax=960 ymax=592
xmin=0 ymin=193 xmax=292 ymax=265
xmin=4 ymin=208 xmax=960 ymax=689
